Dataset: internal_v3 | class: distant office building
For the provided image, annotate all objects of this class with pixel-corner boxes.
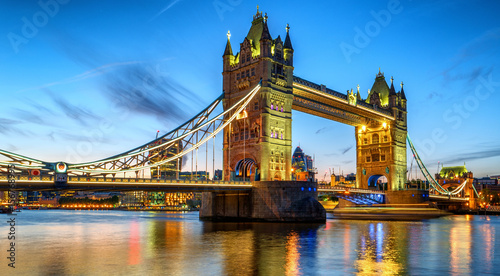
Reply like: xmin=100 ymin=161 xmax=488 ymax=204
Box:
xmin=121 ymin=191 xmax=146 ymax=207
xmin=146 ymin=192 xmax=195 ymax=207
xmin=473 ymin=177 xmax=499 ymax=193
xmin=149 ymin=139 xmax=183 ymax=179
xmin=291 ymin=146 xmax=315 ymax=181
xmin=214 ymin=169 xmax=223 ymax=180
xmin=179 ymin=171 xmax=210 ymax=180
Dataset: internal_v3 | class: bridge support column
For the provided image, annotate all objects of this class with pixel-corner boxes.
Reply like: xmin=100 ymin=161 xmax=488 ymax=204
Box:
xmin=200 ymin=181 xmax=326 ymax=222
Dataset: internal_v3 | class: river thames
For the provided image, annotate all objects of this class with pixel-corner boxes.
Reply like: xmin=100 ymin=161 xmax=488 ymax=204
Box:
xmin=1 ymin=210 xmax=498 ymax=275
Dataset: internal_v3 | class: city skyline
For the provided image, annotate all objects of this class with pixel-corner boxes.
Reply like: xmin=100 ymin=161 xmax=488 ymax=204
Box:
xmin=1 ymin=0 xmax=499 ymax=178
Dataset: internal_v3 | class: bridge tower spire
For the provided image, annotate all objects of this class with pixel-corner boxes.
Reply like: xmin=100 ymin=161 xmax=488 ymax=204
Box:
xmin=222 ymin=10 xmax=294 ymax=181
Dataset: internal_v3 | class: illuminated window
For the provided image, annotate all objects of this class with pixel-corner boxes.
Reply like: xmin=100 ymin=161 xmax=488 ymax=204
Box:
xmin=271 ymin=103 xmax=274 ymax=110
xmin=276 ymin=105 xmax=279 ymax=111
xmin=281 ymin=107 xmax=284 ymax=112
xmin=281 ymin=133 xmax=283 ymax=139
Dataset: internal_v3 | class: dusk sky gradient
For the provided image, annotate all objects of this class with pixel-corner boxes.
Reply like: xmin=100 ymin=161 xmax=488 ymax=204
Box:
xmin=1 ymin=0 xmax=499 ymax=179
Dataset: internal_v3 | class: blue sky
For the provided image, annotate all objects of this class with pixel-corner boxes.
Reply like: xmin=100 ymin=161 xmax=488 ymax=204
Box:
xmin=0 ymin=0 xmax=499 ymax=179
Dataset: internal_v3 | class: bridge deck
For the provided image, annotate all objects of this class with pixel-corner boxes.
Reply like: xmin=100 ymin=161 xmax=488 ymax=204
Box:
xmin=0 ymin=175 xmax=252 ymax=192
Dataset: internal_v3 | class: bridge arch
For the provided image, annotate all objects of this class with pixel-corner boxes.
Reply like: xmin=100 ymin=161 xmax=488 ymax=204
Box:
xmin=367 ymin=174 xmax=388 ymax=190
xmin=235 ymin=158 xmax=257 ymax=180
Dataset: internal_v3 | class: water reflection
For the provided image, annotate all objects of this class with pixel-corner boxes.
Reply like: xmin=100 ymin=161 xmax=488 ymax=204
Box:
xmin=2 ymin=211 xmax=500 ymax=275
xmin=128 ymin=221 xmax=141 ymax=265
xmin=354 ymin=222 xmax=408 ymax=275
xmin=201 ymin=222 xmax=322 ymax=275
xmin=450 ymin=220 xmax=471 ymax=275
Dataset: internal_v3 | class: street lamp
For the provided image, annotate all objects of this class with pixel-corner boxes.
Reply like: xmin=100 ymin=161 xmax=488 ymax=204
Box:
xmin=156 ymin=130 xmax=160 ymax=179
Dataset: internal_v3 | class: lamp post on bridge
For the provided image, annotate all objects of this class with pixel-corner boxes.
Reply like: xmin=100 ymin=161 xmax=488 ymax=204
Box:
xmin=156 ymin=130 xmax=160 ymax=179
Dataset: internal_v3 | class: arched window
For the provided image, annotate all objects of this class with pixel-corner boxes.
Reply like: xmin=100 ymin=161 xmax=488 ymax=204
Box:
xmin=372 ymin=134 xmax=379 ymax=144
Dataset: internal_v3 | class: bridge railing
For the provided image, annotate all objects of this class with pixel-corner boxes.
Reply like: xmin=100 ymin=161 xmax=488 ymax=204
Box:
xmin=318 ymin=184 xmax=386 ymax=194
xmin=0 ymin=175 xmax=252 ymax=186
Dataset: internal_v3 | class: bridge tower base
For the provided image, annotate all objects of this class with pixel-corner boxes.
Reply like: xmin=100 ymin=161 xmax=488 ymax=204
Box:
xmin=200 ymin=181 xmax=326 ymax=222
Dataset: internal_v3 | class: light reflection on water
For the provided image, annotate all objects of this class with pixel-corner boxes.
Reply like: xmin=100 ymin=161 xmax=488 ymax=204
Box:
xmin=1 ymin=210 xmax=499 ymax=275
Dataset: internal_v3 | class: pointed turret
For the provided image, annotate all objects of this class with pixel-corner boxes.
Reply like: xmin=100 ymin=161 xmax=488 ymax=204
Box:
xmin=366 ymin=68 xmax=390 ymax=107
xmin=223 ymin=30 xmax=233 ymax=56
xmin=389 ymin=76 xmax=396 ymax=96
xmin=284 ymin=23 xmax=293 ymax=50
xmin=261 ymin=13 xmax=272 ymax=41
xmin=400 ymin=81 xmax=407 ymax=100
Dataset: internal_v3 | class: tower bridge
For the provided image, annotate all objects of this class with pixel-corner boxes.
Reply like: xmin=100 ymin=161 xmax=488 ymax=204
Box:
xmin=0 ymin=8 xmax=477 ymax=219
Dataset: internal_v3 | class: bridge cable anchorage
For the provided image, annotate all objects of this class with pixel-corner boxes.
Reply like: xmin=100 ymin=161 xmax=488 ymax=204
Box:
xmin=63 ymin=81 xmax=262 ymax=176
xmin=407 ymin=134 xmax=456 ymax=196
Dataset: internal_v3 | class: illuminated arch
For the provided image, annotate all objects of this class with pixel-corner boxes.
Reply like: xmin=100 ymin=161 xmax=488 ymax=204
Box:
xmin=235 ymin=158 xmax=257 ymax=179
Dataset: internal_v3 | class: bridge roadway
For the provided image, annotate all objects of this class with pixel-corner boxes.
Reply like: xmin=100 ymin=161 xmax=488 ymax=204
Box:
xmin=0 ymin=175 xmax=252 ymax=192
xmin=318 ymin=185 xmax=469 ymax=203
xmin=0 ymin=176 xmax=469 ymax=203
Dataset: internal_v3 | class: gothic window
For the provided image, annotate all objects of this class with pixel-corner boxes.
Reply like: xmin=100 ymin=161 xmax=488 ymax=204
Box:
xmin=372 ymin=154 xmax=380 ymax=162
xmin=241 ymin=55 xmax=245 ymax=63
xmin=251 ymin=68 xmax=255 ymax=76
xmin=246 ymin=70 xmax=249 ymax=77
xmin=383 ymin=135 xmax=388 ymax=142
xmin=363 ymin=138 xmax=368 ymax=145
xmin=237 ymin=73 xmax=240 ymax=80
xmin=372 ymin=134 xmax=379 ymax=144
xmin=246 ymin=55 xmax=250 ymax=62
xmin=366 ymin=156 xmax=371 ymax=162
xmin=381 ymin=155 xmax=386 ymax=161
xmin=277 ymin=65 xmax=283 ymax=75
xmin=254 ymin=101 xmax=259 ymax=110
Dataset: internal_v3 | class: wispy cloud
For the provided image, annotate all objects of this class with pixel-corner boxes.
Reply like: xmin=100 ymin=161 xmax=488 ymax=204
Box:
xmin=440 ymin=28 xmax=500 ymax=84
xmin=46 ymin=90 xmax=102 ymax=127
xmin=0 ymin=117 xmax=34 ymax=137
xmin=315 ymin=126 xmax=329 ymax=134
xmin=324 ymin=145 xmax=353 ymax=157
xmin=16 ymin=60 xmax=144 ymax=93
xmin=444 ymin=147 xmax=500 ymax=164
xmin=341 ymin=145 xmax=353 ymax=155
xmin=150 ymin=0 xmax=183 ymax=22
xmin=102 ymin=63 xmax=201 ymax=125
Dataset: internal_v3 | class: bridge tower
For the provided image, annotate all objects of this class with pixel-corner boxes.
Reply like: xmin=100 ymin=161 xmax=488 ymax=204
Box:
xmin=355 ymin=71 xmax=407 ymax=190
xmin=222 ymin=8 xmax=294 ymax=181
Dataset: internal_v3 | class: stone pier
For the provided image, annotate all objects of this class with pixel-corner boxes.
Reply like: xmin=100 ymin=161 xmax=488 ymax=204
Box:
xmin=200 ymin=181 xmax=326 ymax=222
